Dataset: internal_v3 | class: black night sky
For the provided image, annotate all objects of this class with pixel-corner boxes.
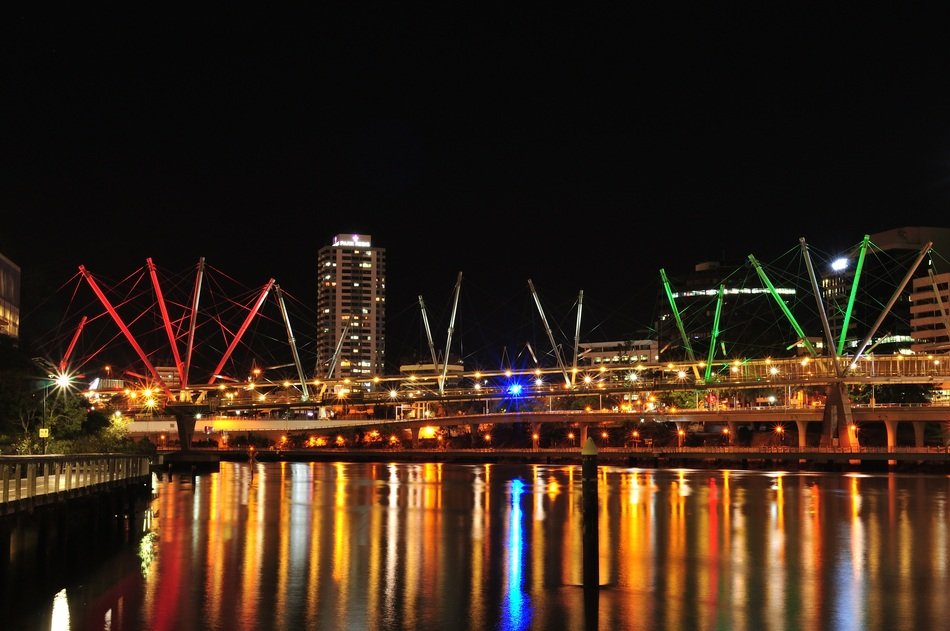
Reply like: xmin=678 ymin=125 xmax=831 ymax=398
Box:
xmin=4 ymin=6 xmax=950 ymax=370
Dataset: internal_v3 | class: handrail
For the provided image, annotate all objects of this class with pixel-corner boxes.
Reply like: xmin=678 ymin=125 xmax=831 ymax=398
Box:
xmin=0 ymin=454 xmax=151 ymax=510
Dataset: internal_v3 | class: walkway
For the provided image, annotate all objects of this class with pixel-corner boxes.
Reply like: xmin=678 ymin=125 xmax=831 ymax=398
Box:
xmin=0 ymin=454 xmax=152 ymax=517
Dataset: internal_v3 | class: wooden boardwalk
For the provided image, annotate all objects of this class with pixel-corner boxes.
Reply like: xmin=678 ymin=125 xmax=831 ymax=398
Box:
xmin=0 ymin=454 xmax=152 ymax=516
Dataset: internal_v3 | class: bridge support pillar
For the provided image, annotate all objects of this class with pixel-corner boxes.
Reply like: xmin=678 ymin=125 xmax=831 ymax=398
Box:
xmin=410 ymin=427 xmax=419 ymax=449
xmin=794 ymin=420 xmax=809 ymax=448
xmin=821 ymin=382 xmax=855 ymax=449
xmin=884 ymin=419 xmax=899 ymax=451
xmin=164 ymin=404 xmax=210 ymax=452
xmin=470 ymin=424 xmax=479 ymax=447
xmin=883 ymin=418 xmax=900 ymax=467
xmin=726 ymin=421 xmax=736 ymax=445
xmin=531 ymin=423 xmax=541 ymax=449
xmin=912 ymin=421 xmax=926 ymax=448
xmin=579 ymin=425 xmax=589 ymax=445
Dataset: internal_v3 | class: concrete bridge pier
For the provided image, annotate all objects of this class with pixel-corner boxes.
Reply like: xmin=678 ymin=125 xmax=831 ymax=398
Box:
xmin=470 ymin=424 xmax=479 ymax=447
xmin=821 ymin=382 xmax=855 ymax=449
xmin=409 ymin=427 xmax=420 ymax=449
xmin=794 ymin=420 xmax=809 ymax=448
xmin=531 ymin=423 xmax=541 ymax=449
xmin=884 ymin=419 xmax=898 ymax=451
xmin=579 ymin=425 xmax=589 ymax=445
xmin=912 ymin=421 xmax=926 ymax=448
xmin=725 ymin=421 xmax=736 ymax=445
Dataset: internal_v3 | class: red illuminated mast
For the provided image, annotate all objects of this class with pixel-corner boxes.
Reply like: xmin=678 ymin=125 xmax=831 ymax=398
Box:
xmin=78 ymin=265 xmax=175 ymax=400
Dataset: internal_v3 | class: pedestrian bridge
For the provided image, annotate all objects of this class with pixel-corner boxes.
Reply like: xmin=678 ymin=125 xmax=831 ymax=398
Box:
xmin=130 ymin=402 xmax=950 ymax=452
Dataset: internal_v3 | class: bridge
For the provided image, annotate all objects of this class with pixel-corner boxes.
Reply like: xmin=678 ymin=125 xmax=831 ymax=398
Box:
xmin=36 ymin=235 xmax=950 ymax=455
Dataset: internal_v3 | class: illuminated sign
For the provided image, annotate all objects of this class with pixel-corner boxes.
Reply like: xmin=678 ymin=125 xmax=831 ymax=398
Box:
xmin=332 ymin=234 xmax=372 ymax=248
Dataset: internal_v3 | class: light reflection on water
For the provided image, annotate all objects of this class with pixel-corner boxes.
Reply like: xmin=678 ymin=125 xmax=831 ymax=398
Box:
xmin=5 ymin=462 xmax=949 ymax=630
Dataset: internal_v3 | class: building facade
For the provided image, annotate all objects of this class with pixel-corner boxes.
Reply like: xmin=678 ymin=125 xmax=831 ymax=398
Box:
xmin=0 ymin=252 xmax=20 ymax=342
xmin=655 ymin=260 xmax=800 ymax=362
xmin=909 ymin=269 xmax=950 ymax=353
xmin=316 ymin=234 xmax=386 ymax=389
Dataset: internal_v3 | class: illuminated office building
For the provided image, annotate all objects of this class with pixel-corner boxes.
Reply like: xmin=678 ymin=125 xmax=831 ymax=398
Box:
xmin=316 ymin=234 xmax=386 ymax=389
xmin=0 ymin=252 xmax=20 ymax=343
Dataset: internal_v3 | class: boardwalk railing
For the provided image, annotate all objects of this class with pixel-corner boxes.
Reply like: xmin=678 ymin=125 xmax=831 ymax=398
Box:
xmin=0 ymin=454 xmax=152 ymax=515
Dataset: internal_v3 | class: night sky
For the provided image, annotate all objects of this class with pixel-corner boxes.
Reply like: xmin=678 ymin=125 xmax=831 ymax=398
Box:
xmin=4 ymin=7 xmax=950 ymax=371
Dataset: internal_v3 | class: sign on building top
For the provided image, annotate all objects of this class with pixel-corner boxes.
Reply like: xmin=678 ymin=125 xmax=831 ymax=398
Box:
xmin=332 ymin=234 xmax=372 ymax=248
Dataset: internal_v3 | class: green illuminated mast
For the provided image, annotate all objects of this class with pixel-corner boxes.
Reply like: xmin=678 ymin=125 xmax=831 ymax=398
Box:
xmin=659 ymin=268 xmax=696 ymax=363
xmin=837 ymin=235 xmax=869 ymax=356
xmin=849 ymin=240 xmax=932 ymax=369
xmin=748 ymin=254 xmax=819 ymax=357
xmin=703 ymin=285 xmax=724 ymax=383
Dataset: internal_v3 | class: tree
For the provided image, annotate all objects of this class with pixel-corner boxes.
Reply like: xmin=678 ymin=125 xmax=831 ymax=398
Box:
xmin=0 ymin=338 xmax=41 ymax=440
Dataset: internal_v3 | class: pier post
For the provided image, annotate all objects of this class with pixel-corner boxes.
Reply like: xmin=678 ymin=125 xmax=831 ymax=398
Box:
xmin=582 ymin=437 xmax=598 ymax=589
xmin=581 ymin=436 xmax=599 ymax=629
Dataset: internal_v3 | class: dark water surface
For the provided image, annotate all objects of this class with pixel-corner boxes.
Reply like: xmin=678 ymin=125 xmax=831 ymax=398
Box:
xmin=4 ymin=461 xmax=949 ymax=630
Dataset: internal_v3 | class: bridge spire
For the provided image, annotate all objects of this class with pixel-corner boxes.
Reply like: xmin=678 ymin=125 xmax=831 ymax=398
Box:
xmin=800 ymin=238 xmax=842 ymax=376
xmin=836 ymin=235 xmax=870 ymax=356
xmin=849 ymin=240 xmax=932 ymax=370
xmin=528 ymin=279 xmax=572 ymax=388
xmin=748 ymin=254 xmax=820 ymax=357
xmin=418 ymin=295 xmax=442 ymax=384
xmin=571 ymin=290 xmax=583 ymax=387
xmin=182 ymin=258 xmax=206 ymax=394
xmin=148 ymin=258 xmax=187 ymax=390
xmin=703 ymin=286 xmax=724 ymax=383
xmin=275 ymin=284 xmax=310 ymax=402
xmin=439 ymin=272 xmax=463 ymax=395
xmin=78 ymin=265 xmax=174 ymax=400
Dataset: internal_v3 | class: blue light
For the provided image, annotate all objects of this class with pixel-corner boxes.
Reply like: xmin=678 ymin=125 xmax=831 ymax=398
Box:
xmin=502 ymin=478 xmax=531 ymax=630
xmin=508 ymin=383 xmax=523 ymax=396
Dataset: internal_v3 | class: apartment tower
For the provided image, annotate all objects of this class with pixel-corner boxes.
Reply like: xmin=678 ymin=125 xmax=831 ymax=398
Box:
xmin=316 ymin=234 xmax=386 ymax=389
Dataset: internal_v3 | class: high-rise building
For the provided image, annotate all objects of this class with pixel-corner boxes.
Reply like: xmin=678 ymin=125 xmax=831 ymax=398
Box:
xmin=0 ymin=251 xmax=20 ymax=343
xmin=316 ymin=234 xmax=386 ymax=389
xmin=909 ymin=268 xmax=950 ymax=354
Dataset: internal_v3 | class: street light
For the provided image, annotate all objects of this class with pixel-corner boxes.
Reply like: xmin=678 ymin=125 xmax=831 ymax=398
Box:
xmin=41 ymin=372 xmax=73 ymax=454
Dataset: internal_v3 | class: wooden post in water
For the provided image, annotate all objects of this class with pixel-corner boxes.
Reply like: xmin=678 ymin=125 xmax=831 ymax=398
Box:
xmin=582 ymin=437 xmax=598 ymax=588
xmin=582 ymin=436 xmax=599 ymax=629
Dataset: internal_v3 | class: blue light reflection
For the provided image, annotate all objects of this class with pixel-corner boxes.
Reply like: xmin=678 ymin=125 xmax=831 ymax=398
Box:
xmin=501 ymin=478 xmax=532 ymax=631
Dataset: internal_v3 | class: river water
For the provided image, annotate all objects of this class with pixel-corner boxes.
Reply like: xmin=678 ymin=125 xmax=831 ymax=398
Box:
xmin=3 ymin=460 xmax=949 ymax=630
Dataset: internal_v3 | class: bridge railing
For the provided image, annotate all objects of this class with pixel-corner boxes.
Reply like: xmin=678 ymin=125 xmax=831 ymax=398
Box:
xmin=0 ymin=454 xmax=152 ymax=513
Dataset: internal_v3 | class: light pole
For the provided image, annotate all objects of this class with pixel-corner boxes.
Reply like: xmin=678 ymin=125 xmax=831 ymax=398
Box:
xmin=41 ymin=381 xmax=50 ymax=454
xmin=40 ymin=373 xmax=72 ymax=454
